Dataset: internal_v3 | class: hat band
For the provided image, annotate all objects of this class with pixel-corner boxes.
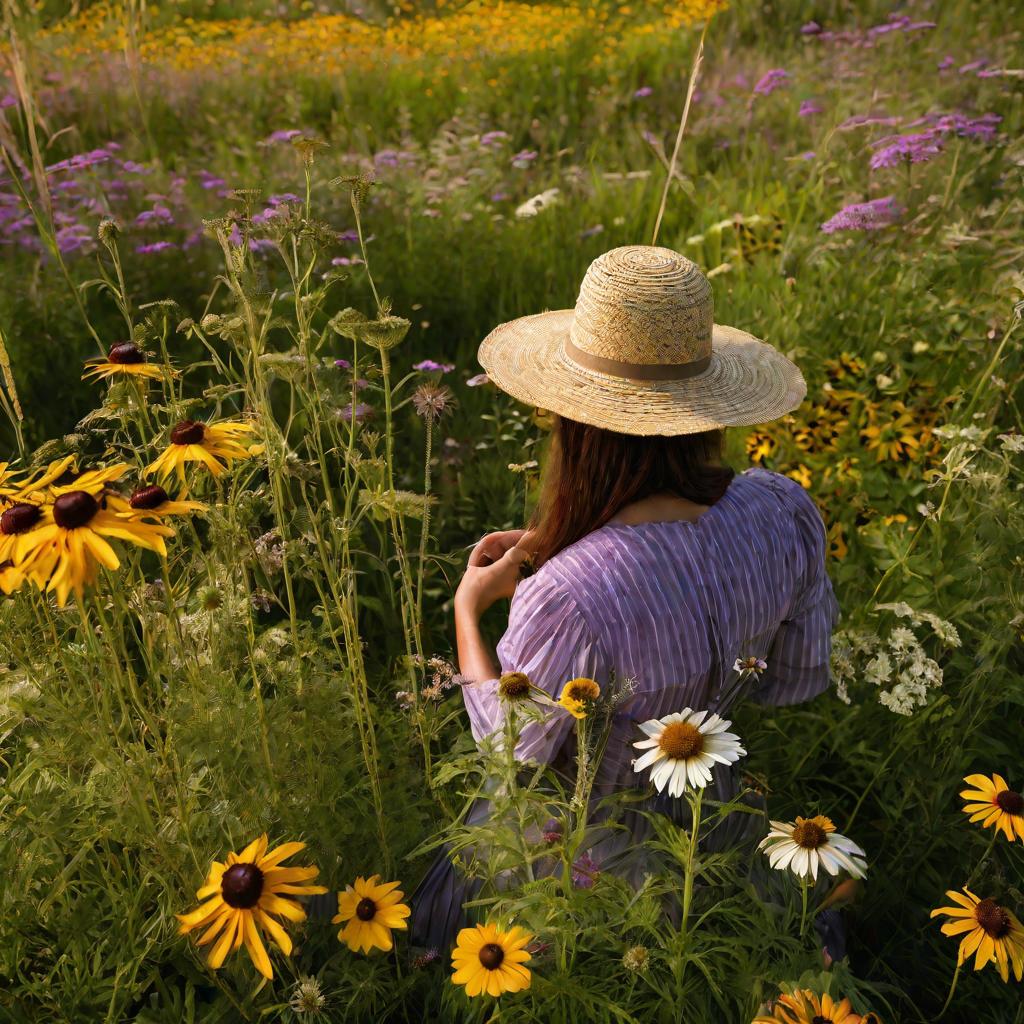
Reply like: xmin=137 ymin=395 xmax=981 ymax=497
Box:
xmin=565 ymin=338 xmax=712 ymax=381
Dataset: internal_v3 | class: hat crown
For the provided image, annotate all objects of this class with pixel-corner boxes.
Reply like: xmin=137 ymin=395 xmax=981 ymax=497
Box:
xmin=569 ymin=245 xmax=713 ymax=368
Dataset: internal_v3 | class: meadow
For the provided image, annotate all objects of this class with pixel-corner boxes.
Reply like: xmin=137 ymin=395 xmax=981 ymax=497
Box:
xmin=0 ymin=0 xmax=1022 ymax=1020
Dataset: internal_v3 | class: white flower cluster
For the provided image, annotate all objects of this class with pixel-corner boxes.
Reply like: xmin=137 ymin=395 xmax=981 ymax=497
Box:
xmin=832 ymin=603 xmax=959 ymax=715
xmin=515 ymin=188 xmax=560 ymax=219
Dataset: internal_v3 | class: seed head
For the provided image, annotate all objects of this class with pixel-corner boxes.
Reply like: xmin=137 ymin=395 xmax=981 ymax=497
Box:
xmin=412 ymin=384 xmax=454 ymax=423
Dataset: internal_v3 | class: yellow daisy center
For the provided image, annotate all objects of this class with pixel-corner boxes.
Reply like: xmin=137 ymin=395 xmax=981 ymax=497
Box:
xmin=130 ymin=485 xmax=169 ymax=510
xmin=171 ymin=420 xmax=206 ymax=446
xmin=659 ymin=721 xmax=703 ymax=759
xmin=108 ymin=342 xmax=145 ymax=364
xmin=221 ymin=863 xmax=264 ymax=909
xmin=0 ymin=503 xmax=41 ymax=535
xmin=355 ymin=897 xmax=377 ymax=921
xmin=478 ymin=942 xmax=504 ymax=969
xmin=974 ymin=898 xmax=1011 ymax=938
xmin=52 ymin=491 xmax=98 ymax=529
xmin=995 ymin=789 xmax=1023 ymax=815
xmin=791 ymin=818 xmax=830 ymax=850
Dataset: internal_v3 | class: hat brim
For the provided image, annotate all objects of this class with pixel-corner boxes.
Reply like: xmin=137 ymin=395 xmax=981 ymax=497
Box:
xmin=478 ymin=309 xmax=806 ymax=436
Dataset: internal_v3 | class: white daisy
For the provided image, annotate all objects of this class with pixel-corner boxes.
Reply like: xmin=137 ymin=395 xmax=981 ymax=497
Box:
xmin=758 ymin=815 xmax=867 ymax=881
xmin=631 ymin=708 xmax=745 ymax=797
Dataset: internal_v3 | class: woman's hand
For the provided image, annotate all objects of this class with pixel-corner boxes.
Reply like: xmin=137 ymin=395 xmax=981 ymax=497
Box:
xmin=454 ymin=529 xmax=534 ymax=619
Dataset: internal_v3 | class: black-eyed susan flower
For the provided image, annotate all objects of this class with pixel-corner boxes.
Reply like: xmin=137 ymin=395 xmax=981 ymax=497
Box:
xmin=14 ymin=481 xmax=174 ymax=608
xmin=752 ymin=989 xmax=881 ymax=1023
xmin=83 ymin=342 xmax=168 ymax=382
xmin=451 ymin=922 xmax=532 ymax=998
xmin=111 ymin=484 xmax=207 ymax=520
xmin=758 ymin=816 xmax=867 ymax=881
xmin=177 ymin=834 xmax=328 ymax=980
xmin=960 ymin=773 xmax=1024 ymax=842
xmin=497 ymin=671 xmax=534 ymax=703
xmin=332 ymin=875 xmax=411 ymax=953
xmin=144 ymin=419 xmax=262 ymax=488
xmin=556 ymin=677 xmax=600 ymax=719
xmin=930 ymin=888 xmax=1024 ymax=982
xmin=632 ymin=709 xmax=745 ymax=796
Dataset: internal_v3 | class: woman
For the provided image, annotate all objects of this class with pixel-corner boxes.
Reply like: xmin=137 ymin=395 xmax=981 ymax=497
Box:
xmin=411 ymin=246 xmax=839 ymax=950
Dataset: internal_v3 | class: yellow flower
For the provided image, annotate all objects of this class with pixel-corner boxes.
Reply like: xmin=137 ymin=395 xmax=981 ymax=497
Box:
xmin=745 ymin=430 xmax=776 ymax=464
xmin=497 ymin=671 xmax=534 ymax=702
xmin=332 ymin=875 xmax=411 ymax=953
xmin=557 ymin=677 xmax=600 ymax=719
xmin=451 ymin=922 xmax=532 ymax=998
xmin=144 ymin=419 xmax=262 ymax=488
xmin=827 ymin=521 xmax=848 ymax=561
xmin=786 ymin=464 xmax=812 ymax=489
xmin=109 ymin=484 xmax=207 ymax=520
xmin=930 ymin=888 xmax=1024 ymax=983
xmin=752 ymin=989 xmax=880 ymax=1023
xmin=83 ymin=341 xmax=168 ymax=382
xmin=860 ymin=402 xmax=920 ymax=462
xmin=10 ymin=465 xmax=175 ymax=607
xmin=960 ymin=774 xmax=1024 ymax=843
xmin=177 ymin=834 xmax=328 ymax=980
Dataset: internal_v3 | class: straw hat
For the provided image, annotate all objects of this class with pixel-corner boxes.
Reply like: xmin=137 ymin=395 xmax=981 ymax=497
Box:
xmin=478 ymin=245 xmax=806 ymax=436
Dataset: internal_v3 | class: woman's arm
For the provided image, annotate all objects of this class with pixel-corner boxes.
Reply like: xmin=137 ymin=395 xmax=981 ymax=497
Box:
xmin=454 ymin=530 xmax=533 ymax=682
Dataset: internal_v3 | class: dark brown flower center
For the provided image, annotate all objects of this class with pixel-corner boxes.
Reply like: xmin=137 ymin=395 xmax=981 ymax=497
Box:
xmin=130 ymin=485 xmax=169 ymax=510
xmin=498 ymin=672 xmax=531 ymax=700
xmin=811 ymin=1017 xmax=832 ymax=1024
xmin=220 ymin=863 xmax=264 ymax=909
xmin=975 ymin=898 xmax=1011 ymax=938
xmin=565 ymin=679 xmax=599 ymax=703
xmin=995 ymin=789 xmax=1023 ymax=815
xmin=659 ymin=721 xmax=703 ymax=759
xmin=0 ymin=503 xmax=41 ymax=535
xmin=52 ymin=491 xmax=98 ymax=529
xmin=356 ymin=897 xmax=377 ymax=921
xmin=478 ymin=943 xmax=504 ymax=969
xmin=171 ymin=420 xmax=205 ymax=446
xmin=792 ymin=820 xmax=828 ymax=850
xmin=108 ymin=342 xmax=145 ymax=364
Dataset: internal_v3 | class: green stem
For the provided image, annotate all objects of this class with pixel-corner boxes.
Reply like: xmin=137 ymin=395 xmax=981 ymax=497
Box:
xmin=932 ymin=961 xmax=960 ymax=1022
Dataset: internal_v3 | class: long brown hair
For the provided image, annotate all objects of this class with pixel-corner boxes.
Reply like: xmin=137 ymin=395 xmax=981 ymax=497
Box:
xmin=527 ymin=417 xmax=734 ymax=566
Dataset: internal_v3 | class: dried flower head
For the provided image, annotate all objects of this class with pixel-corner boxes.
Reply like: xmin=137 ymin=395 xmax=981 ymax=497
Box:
xmin=412 ymin=384 xmax=454 ymax=423
xmin=289 ymin=975 xmax=327 ymax=1015
xmin=622 ymin=945 xmax=649 ymax=973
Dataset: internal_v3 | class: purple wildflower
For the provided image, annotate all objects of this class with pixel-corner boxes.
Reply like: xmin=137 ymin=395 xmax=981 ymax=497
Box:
xmin=800 ymin=21 xmax=821 ymax=35
xmin=480 ymin=130 xmax=509 ymax=146
xmin=466 ymin=373 xmax=489 ymax=387
xmin=119 ymin=160 xmax=151 ymax=175
xmin=263 ymin=129 xmax=302 ymax=145
xmin=542 ymin=818 xmax=562 ymax=844
xmin=334 ymin=358 xmax=352 ymax=370
xmin=331 ymin=256 xmax=364 ymax=266
xmin=374 ymin=149 xmax=400 ymax=167
xmin=511 ymin=149 xmax=537 ymax=168
xmin=633 ymin=86 xmax=653 ymax=99
xmin=820 ymin=196 xmax=903 ymax=234
xmin=490 ymin=191 xmax=508 ymax=202
xmin=198 ymin=170 xmax=226 ymax=190
xmin=413 ymin=359 xmax=454 ymax=373
xmin=134 ymin=205 xmax=174 ymax=227
xmin=572 ymin=851 xmax=600 ymax=889
xmin=838 ymin=114 xmax=902 ymax=131
xmin=870 ymin=131 xmax=943 ymax=169
xmin=753 ymin=69 xmax=788 ymax=96
xmin=136 ymin=241 xmax=177 ymax=254
xmin=0 ymin=95 xmax=16 ymax=109
xmin=958 ymin=60 xmax=987 ymax=74
xmin=267 ymin=193 xmax=302 ymax=206
xmin=798 ymin=151 xmax=816 ymax=161
xmin=798 ymin=100 xmax=823 ymax=118
xmin=338 ymin=402 xmax=371 ymax=423
xmin=938 ymin=55 xmax=955 ymax=71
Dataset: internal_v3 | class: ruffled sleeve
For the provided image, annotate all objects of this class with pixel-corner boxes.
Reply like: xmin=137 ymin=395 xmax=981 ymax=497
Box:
xmin=751 ymin=478 xmax=841 ymax=706
xmin=461 ymin=571 xmax=602 ymax=764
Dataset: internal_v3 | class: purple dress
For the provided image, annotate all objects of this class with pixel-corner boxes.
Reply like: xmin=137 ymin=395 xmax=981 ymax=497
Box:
xmin=410 ymin=468 xmax=840 ymax=948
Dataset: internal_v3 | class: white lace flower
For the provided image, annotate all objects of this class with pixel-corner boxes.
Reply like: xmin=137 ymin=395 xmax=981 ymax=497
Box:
xmin=632 ymin=709 xmax=745 ymax=796
xmin=759 ymin=816 xmax=867 ymax=880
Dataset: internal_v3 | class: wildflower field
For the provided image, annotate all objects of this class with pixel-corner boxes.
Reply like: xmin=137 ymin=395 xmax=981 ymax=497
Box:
xmin=1 ymin=0 xmax=1023 ymax=1020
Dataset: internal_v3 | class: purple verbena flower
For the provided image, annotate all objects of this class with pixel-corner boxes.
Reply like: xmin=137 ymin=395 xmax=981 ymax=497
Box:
xmin=263 ymin=129 xmax=302 ymax=145
xmin=136 ymin=241 xmax=177 ymax=254
xmin=414 ymin=359 xmax=454 ymax=373
xmin=801 ymin=20 xmax=821 ymax=35
xmin=633 ymin=86 xmax=653 ymax=99
xmin=798 ymin=100 xmax=823 ymax=118
xmin=753 ymin=69 xmax=789 ymax=96
xmin=869 ymin=131 xmax=943 ymax=169
xmin=334 ymin=358 xmax=351 ymax=369
xmin=511 ymin=149 xmax=538 ymax=168
xmin=572 ymin=851 xmax=600 ymax=889
xmin=480 ymin=130 xmax=509 ymax=146
xmin=937 ymin=55 xmax=955 ymax=70
xmin=134 ymin=204 xmax=175 ymax=227
xmin=820 ymin=195 xmax=903 ymax=234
